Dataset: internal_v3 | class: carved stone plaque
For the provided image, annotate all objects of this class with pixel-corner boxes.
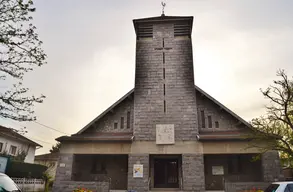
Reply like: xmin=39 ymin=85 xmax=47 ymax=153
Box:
xmin=156 ymin=124 xmax=175 ymax=144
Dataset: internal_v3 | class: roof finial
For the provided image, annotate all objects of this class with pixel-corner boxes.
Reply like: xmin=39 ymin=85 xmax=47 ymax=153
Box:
xmin=161 ymin=1 xmax=166 ymax=16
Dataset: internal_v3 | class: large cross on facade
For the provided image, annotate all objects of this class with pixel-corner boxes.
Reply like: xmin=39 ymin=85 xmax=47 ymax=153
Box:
xmin=154 ymin=38 xmax=172 ymax=113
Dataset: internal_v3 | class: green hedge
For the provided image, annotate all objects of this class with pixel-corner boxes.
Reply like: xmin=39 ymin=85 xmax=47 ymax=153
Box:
xmin=6 ymin=161 xmax=48 ymax=179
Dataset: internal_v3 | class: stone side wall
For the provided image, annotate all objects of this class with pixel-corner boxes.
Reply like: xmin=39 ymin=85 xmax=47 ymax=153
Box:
xmin=134 ymin=21 xmax=198 ymax=141
xmin=84 ymin=94 xmax=134 ymax=134
xmin=182 ymin=154 xmax=205 ymax=192
xmin=53 ymin=154 xmax=110 ymax=192
xmin=262 ymin=151 xmax=284 ymax=182
xmin=225 ymin=182 xmax=269 ymax=192
xmin=53 ymin=181 xmax=109 ymax=192
xmin=196 ymin=91 xmax=245 ymax=132
xmin=128 ymin=154 xmax=149 ymax=192
xmin=54 ymin=154 xmax=74 ymax=182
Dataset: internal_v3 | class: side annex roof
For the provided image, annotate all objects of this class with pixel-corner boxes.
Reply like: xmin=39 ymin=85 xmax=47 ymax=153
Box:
xmin=77 ymin=89 xmax=134 ymax=134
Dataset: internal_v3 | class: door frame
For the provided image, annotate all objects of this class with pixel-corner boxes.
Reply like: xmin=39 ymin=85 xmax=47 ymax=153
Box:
xmin=150 ymin=155 xmax=182 ymax=189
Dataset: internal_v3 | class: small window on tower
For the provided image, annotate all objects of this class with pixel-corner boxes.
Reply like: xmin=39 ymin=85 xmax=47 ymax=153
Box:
xmin=201 ymin=110 xmax=205 ymax=128
xmin=114 ymin=122 xmax=118 ymax=129
xmin=215 ymin=121 xmax=219 ymax=128
xmin=121 ymin=117 xmax=124 ymax=129
xmin=208 ymin=116 xmax=212 ymax=128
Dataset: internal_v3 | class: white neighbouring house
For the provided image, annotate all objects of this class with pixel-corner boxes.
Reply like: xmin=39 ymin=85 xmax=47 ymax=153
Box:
xmin=0 ymin=125 xmax=42 ymax=163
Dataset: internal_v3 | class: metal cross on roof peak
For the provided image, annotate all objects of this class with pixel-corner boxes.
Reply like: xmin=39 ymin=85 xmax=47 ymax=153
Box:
xmin=161 ymin=1 xmax=166 ymax=16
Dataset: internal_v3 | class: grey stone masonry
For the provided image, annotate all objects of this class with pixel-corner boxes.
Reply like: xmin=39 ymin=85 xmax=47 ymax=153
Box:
xmin=262 ymin=151 xmax=284 ymax=182
xmin=134 ymin=20 xmax=198 ymax=141
xmin=182 ymin=154 xmax=205 ymax=192
xmin=52 ymin=154 xmax=74 ymax=191
xmin=128 ymin=154 xmax=149 ymax=192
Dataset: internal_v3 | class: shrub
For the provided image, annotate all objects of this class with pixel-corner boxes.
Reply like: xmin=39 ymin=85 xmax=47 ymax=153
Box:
xmin=73 ymin=188 xmax=93 ymax=192
xmin=6 ymin=161 xmax=47 ymax=178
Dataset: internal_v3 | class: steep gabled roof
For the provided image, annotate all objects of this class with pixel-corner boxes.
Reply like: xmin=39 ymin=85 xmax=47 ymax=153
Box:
xmin=194 ymin=85 xmax=251 ymax=128
xmin=0 ymin=125 xmax=42 ymax=147
xmin=75 ymin=85 xmax=251 ymax=135
xmin=77 ymin=89 xmax=134 ymax=134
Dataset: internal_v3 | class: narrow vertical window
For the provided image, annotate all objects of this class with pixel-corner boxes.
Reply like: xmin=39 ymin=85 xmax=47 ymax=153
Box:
xmin=163 ymin=68 xmax=165 ymax=79
xmin=215 ymin=121 xmax=219 ymax=128
xmin=201 ymin=110 xmax=205 ymax=128
xmin=164 ymin=100 xmax=166 ymax=113
xmin=127 ymin=112 xmax=130 ymax=129
xmin=163 ymin=52 xmax=165 ymax=64
xmin=120 ymin=117 xmax=124 ymax=129
xmin=208 ymin=116 xmax=212 ymax=128
xmin=163 ymin=84 xmax=166 ymax=95
xmin=162 ymin=38 xmax=165 ymax=48
xmin=114 ymin=122 xmax=118 ymax=129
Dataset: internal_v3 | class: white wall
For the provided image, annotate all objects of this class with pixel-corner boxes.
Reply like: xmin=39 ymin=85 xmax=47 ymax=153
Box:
xmin=0 ymin=136 xmax=37 ymax=163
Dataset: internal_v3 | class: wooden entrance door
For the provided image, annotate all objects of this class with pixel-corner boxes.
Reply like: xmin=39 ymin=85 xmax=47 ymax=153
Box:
xmin=154 ymin=158 xmax=179 ymax=188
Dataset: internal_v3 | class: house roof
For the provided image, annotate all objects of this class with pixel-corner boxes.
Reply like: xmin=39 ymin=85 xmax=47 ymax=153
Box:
xmin=0 ymin=125 xmax=42 ymax=147
xmin=35 ymin=152 xmax=59 ymax=161
xmin=75 ymin=85 xmax=251 ymax=136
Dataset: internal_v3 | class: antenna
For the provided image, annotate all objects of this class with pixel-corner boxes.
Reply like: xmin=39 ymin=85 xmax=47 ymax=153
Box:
xmin=161 ymin=1 xmax=166 ymax=16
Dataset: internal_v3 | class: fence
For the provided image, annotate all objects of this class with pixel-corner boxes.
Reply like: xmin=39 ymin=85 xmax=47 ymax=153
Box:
xmin=12 ymin=178 xmax=45 ymax=192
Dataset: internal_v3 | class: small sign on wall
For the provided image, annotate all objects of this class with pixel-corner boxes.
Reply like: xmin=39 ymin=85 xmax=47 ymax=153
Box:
xmin=59 ymin=163 xmax=66 ymax=167
xmin=133 ymin=164 xmax=143 ymax=178
xmin=212 ymin=166 xmax=224 ymax=175
xmin=156 ymin=124 xmax=175 ymax=145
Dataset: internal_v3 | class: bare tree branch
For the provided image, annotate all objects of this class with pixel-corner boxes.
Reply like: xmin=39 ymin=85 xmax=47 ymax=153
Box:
xmin=0 ymin=0 xmax=46 ymax=121
xmin=249 ymin=69 xmax=293 ymax=167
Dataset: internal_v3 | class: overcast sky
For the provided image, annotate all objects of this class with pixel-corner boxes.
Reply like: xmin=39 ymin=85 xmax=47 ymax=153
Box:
xmin=1 ymin=0 xmax=293 ymax=155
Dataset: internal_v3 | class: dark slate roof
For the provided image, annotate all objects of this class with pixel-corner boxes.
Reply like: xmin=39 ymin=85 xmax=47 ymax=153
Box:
xmin=56 ymin=132 xmax=133 ymax=143
xmin=0 ymin=125 xmax=42 ymax=147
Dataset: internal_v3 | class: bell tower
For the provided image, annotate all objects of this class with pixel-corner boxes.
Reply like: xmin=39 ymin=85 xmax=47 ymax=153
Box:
xmin=133 ymin=15 xmax=198 ymax=141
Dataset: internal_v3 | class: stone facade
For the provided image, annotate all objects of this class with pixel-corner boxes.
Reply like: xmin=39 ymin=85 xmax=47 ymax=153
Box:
xmin=134 ymin=21 xmax=197 ymax=141
xmin=262 ymin=151 xmax=284 ymax=182
xmin=128 ymin=154 xmax=149 ymax=192
xmin=182 ymin=154 xmax=205 ymax=192
xmin=53 ymin=14 xmax=284 ymax=192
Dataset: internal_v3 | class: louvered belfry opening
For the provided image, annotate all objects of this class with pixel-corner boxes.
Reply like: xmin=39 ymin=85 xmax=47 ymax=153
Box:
xmin=136 ymin=24 xmax=153 ymax=39
xmin=174 ymin=21 xmax=191 ymax=37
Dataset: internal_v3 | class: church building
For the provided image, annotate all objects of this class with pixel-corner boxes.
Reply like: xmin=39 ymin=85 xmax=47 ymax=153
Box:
xmin=53 ymin=13 xmax=283 ymax=192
